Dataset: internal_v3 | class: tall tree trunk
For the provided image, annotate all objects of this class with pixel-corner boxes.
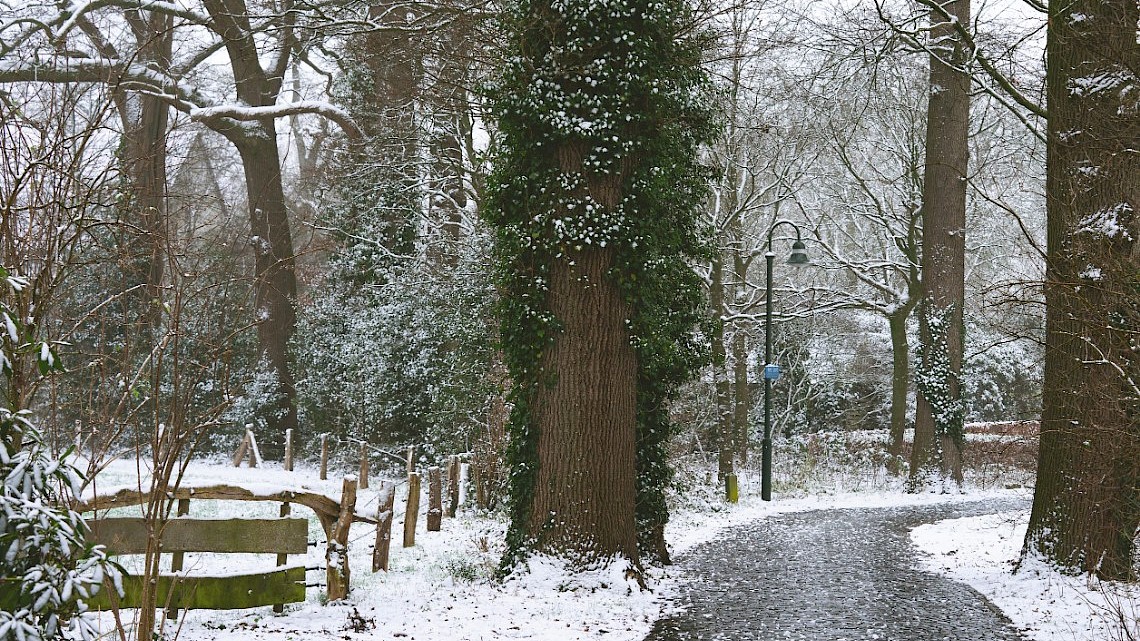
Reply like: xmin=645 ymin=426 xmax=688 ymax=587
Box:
xmin=887 ymin=310 xmax=910 ymax=470
xmin=910 ymin=0 xmax=970 ymax=489
xmin=731 ymin=329 xmax=749 ymax=466
xmin=117 ymin=13 xmax=172 ymax=356
xmin=202 ymin=0 xmax=301 ymax=453
xmin=120 ymin=19 xmax=172 ymax=641
xmin=1022 ymin=0 xmax=1139 ymax=580
xmin=234 ymin=131 xmax=300 ymax=451
xmin=521 ymin=141 xmax=642 ymax=566
xmin=529 ymin=244 xmax=640 ymax=565
xmin=730 ymin=231 xmax=750 ymax=465
xmin=709 ymin=252 xmax=733 ymax=481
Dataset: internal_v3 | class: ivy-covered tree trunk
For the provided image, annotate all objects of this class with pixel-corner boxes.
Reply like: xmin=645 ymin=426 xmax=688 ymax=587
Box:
xmin=488 ymin=0 xmax=714 ymax=570
xmin=910 ymin=0 xmax=970 ymax=489
xmin=531 ymin=241 xmax=640 ymax=562
xmin=1022 ymin=0 xmax=1139 ymax=580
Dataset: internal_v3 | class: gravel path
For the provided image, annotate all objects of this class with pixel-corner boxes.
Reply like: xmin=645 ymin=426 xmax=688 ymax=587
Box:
xmin=646 ymin=499 xmax=1029 ymax=641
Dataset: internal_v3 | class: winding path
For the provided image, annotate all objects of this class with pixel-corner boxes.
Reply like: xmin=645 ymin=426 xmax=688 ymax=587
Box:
xmin=646 ymin=499 xmax=1028 ymax=641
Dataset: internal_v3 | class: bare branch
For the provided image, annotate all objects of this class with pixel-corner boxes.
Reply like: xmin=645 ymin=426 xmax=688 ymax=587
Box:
xmin=190 ymin=100 xmax=362 ymax=140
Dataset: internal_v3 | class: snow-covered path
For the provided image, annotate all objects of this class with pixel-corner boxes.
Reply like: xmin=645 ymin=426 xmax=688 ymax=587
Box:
xmin=646 ymin=499 xmax=1030 ymax=641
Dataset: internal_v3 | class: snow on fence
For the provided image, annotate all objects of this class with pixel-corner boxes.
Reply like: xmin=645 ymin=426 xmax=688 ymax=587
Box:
xmin=78 ymin=478 xmax=373 ymax=610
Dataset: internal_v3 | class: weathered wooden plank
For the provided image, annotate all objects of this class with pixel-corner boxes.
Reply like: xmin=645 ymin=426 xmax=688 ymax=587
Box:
xmin=75 ymin=484 xmax=378 ymax=541
xmin=88 ymin=517 xmax=309 ymax=555
xmin=88 ymin=566 xmax=306 ymax=610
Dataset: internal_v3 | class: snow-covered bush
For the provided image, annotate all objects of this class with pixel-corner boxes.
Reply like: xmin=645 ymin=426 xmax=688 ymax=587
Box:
xmin=0 ymin=410 xmax=117 ymax=641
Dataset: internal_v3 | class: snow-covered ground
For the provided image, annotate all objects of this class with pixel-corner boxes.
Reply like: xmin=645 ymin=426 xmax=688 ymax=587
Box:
xmin=81 ymin=456 xmax=1132 ymax=641
xmin=911 ymin=511 xmax=1139 ymax=641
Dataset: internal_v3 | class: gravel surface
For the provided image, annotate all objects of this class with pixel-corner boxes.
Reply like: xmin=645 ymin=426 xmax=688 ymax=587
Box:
xmin=646 ymin=499 xmax=1030 ymax=641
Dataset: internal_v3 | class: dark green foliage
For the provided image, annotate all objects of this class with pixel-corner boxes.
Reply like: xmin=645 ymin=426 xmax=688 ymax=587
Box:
xmin=484 ymin=0 xmax=717 ymax=565
xmin=915 ymin=307 xmax=965 ymax=447
xmin=293 ymin=63 xmax=496 ymax=460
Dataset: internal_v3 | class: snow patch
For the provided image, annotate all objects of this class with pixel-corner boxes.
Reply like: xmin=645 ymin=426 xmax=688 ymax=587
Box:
xmin=1077 ymin=202 xmax=1134 ymax=240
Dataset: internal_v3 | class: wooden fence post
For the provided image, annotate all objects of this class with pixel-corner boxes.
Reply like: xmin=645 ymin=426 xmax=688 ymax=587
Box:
xmin=446 ymin=456 xmax=460 ymax=517
xmin=406 ymin=445 xmax=415 ymax=476
xmin=284 ymin=429 xmax=293 ymax=472
xmin=274 ymin=501 xmax=291 ymax=613
xmin=232 ymin=432 xmax=250 ymax=467
xmin=427 ymin=467 xmax=442 ymax=532
xmin=247 ymin=425 xmax=262 ymax=467
xmin=319 ymin=434 xmax=328 ymax=481
xmin=372 ymin=482 xmax=395 ymax=572
xmin=403 ymin=472 xmax=420 ymax=548
xmin=326 ymin=476 xmax=357 ymax=601
xmin=359 ymin=441 xmax=369 ymax=490
xmin=474 ymin=463 xmax=486 ymax=510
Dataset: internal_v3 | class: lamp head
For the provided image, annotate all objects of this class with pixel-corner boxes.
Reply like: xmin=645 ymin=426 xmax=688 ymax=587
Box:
xmin=787 ymin=239 xmax=810 ymax=266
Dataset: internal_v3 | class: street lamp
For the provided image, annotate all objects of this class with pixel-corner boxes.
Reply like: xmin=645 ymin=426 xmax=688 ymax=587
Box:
xmin=762 ymin=220 xmax=810 ymax=501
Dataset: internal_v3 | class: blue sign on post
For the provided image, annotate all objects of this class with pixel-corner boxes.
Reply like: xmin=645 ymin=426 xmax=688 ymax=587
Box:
xmin=763 ymin=363 xmax=781 ymax=381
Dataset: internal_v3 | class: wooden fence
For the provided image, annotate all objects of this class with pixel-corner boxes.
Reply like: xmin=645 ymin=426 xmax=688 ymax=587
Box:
xmin=87 ymin=513 xmax=307 ymax=611
xmin=80 ymin=478 xmax=368 ymax=610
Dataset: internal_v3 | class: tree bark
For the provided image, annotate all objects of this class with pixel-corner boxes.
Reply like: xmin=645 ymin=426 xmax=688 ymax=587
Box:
xmin=233 ymin=131 xmax=300 ymax=451
xmin=1023 ymin=0 xmax=1139 ymax=580
xmin=731 ymin=233 xmax=751 ymax=465
xmin=731 ymin=329 xmax=750 ymax=466
xmin=910 ymin=0 xmax=970 ymax=489
xmin=201 ymin=0 xmax=301 ymax=453
xmin=709 ymin=252 xmax=734 ymax=481
xmin=528 ymin=246 xmax=640 ymax=565
xmin=525 ymin=145 xmax=640 ymax=566
xmin=887 ymin=310 xmax=910 ymax=468
xmin=116 ymin=13 xmax=172 ymax=363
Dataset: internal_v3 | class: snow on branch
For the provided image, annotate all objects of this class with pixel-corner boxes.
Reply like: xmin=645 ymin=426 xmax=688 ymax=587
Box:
xmin=190 ymin=101 xmax=363 ymax=140
xmin=0 ymin=56 xmax=206 ymax=110
xmin=55 ymin=0 xmax=212 ymax=39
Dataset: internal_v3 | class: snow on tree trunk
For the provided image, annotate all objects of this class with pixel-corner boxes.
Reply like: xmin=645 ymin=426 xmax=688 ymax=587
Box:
xmin=1023 ymin=0 xmax=1140 ymax=580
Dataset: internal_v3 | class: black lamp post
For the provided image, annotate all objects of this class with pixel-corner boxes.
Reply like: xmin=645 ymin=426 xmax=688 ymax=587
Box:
xmin=762 ymin=220 xmax=809 ymax=501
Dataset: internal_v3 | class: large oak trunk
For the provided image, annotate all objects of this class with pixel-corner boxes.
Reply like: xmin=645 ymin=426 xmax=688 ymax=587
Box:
xmin=525 ymin=143 xmax=640 ymax=566
xmin=528 ymin=245 xmax=640 ymax=564
xmin=1023 ymin=0 xmax=1139 ymax=580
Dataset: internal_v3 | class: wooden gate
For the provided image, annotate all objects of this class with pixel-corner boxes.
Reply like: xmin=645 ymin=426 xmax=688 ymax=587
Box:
xmin=87 ymin=514 xmax=308 ymax=610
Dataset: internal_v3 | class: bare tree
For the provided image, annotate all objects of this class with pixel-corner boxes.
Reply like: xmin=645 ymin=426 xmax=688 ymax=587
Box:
xmin=0 ymin=1 xmax=364 ymax=453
